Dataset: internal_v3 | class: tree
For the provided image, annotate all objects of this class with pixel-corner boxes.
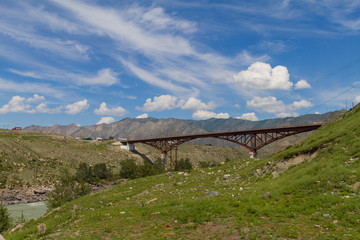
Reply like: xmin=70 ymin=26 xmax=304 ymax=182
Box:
xmin=175 ymin=158 xmax=193 ymax=171
xmin=48 ymin=170 xmax=90 ymax=209
xmin=0 ymin=202 xmax=11 ymax=233
xmin=76 ymin=162 xmax=93 ymax=183
xmin=93 ymin=163 xmax=112 ymax=180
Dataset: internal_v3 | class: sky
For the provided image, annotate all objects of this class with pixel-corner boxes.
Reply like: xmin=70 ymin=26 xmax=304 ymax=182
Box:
xmin=1 ymin=0 xmax=360 ymax=128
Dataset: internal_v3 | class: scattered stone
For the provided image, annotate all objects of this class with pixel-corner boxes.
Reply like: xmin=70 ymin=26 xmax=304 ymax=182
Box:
xmin=223 ymin=174 xmax=231 ymax=180
xmin=333 ymin=220 xmax=339 ymax=224
xmin=220 ymin=161 xmax=225 ymax=165
xmin=105 ymin=213 xmax=110 ymax=216
xmin=204 ymin=191 xmax=220 ymax=197
xmin=262 ymin=192 xmax=271 ymax=199
xmin=152 ymin=212 xmax=160 ymax=215
xmin=239 ymin=187 xmax=243 ymax=191
xmin=183 ymin=172 xmax=189 ymax=177
xmin=70 ymin=209 xmax=76 ymax=218
xmin=34 ymin=189 xmax=46 ymax=195
xmin=323 ymin=213 xmax=331 ymax=217
xmin=166 ymin=172 xmax=173 ymax=177
xmin=120 ymin=211 xmax=126 ymax=214
xmin=0 ymin=234 xmax=5 ymax=240
xmin=178 ymin=172 xmax=184 ymax=175
xmin=38 ymin=223 xmax=46 ymax=234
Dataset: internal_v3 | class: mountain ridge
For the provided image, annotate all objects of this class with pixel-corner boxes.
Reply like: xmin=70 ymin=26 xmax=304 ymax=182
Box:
xmin=24 ymin=111 xmax=344 ymax=140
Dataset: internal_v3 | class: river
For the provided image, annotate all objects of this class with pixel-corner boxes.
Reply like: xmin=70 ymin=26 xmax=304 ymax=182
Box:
xmin=7 ymin=201 xmax=48 ymax=221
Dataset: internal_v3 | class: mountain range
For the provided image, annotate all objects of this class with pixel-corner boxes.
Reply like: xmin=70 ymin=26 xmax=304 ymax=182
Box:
xmin=24 ymin=110 xmax=343 ymax=140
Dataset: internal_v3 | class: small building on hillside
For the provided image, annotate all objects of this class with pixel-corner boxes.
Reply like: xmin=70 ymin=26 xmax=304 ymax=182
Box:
xmin=12 ymin=127 xmax=22 ymax=130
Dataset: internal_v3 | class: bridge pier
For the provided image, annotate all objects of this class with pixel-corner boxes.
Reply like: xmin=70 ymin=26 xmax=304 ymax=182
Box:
xmin=161 ymin=151 xmax=168 ymax=170
xmin=249 ymin=151 xmax=258 ymax=159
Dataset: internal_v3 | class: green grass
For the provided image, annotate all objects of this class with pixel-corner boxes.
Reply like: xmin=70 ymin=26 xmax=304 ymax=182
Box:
xmin=3 ymin=105 xmax=360 ymax=239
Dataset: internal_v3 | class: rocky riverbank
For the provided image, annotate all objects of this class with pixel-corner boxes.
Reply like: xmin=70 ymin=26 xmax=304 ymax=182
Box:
xmin=0 ymin=181 xmax=122 ymax=205
xmin=0 ymin=188 xmax=50 ymax=205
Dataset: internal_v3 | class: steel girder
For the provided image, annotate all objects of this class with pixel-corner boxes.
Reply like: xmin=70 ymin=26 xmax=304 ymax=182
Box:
xmin=127 ymin=124 xmax=322 ymax=154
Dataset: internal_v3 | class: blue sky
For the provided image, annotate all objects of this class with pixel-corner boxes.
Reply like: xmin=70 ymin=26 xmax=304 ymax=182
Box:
xmin=1 ymin=0 xmax=360 ymax=128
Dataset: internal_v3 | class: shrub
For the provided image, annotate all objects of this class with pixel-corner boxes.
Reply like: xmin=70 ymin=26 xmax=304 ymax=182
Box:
xmin=176 ymin=158 xmax=193 ymax=171
xmin=93 ymin=163 xmax=112 ymax=180
xmin=48 ymin=170 xmax=91 ymax=209
xmin=0 ymin=202 xmax=11 ymax=233
xmin=119 ymin=159 xmax=141 ymax=179
xmin=76 ymin=162 xmax=93 ymax=183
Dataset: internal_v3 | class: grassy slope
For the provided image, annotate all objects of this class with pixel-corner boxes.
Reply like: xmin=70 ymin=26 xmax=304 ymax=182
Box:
xmin=4 ymin=106 xmax=360 ymax=239
xmin=0 ymin=130 xmax=248 ymax=189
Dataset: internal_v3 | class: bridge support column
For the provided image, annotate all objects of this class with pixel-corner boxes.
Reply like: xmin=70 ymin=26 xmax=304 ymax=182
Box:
xmin=161 ymin=152 xmax=168 ymax=170
xmin=249 ymin=151 xmax=257 ymax=159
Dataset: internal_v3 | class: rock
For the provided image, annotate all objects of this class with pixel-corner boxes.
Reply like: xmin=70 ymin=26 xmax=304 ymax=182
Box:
xmin=323 ymin=213 xmax=331 ymax=217
xmin=120 ymin=211 xmax=125 ymax=214
xmin=204 ymin=191 xmax=220 ymax=197
xmin=38 ymin=223 xmax=46 ymax=234
xmin=0 ymin=234 xmax=5 ymax=240
xmin=34 ymin=189 xmax=46 ymax=195
xmin=166 ymin=172 xmax=173 ymax=177
xmin=262 ymin=192 xmax=271 ymax=199
xmin=223 ymin=174 xmax=230 ymax=180
xmin=333 ymin=220 xmax=339 ymax=224
xmin=183 ymin=172 xmax=189 ymax=177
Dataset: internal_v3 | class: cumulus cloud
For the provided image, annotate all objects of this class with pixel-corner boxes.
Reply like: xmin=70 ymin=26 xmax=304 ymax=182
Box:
xmin=35 ymin=103 xmax=62 ymax=113
xmin=96 ymin=116 xmax=115 ymax=125
xmin=288 ymin=100 xmax=313 ymax=111
xmin=235 ymin=112 xmax=259 ymax=121
xmin=247 ymin=96 xmax=313 ymax=118
xmin=136 ymin=113 xmax=148 ymax=119
xmin=354 ymin=96 xmax=360 ymax=104
xmin=94 ymin=102 xmax=128 ymax=116
xmin=192 ymin=110 xmax=229 ymax=120
xmin=26 ymin=94 xmax=45 ymax=103
xmin=295 ymin=79 xmax=311 ymax=89
xmin=233 ymin=62 xmax=293 ymax=90
xmin=179 ymin=97 xmax=216 ymax=111
xmin=136 ymin=95 xmax=178 ymax=112
xmin=0 ymin=94 xmax=61 ymax=114
xmin=0 ymin=96 xmax=33 ymax=114
xmin=65 ymin=99 xmax=89 ymax=114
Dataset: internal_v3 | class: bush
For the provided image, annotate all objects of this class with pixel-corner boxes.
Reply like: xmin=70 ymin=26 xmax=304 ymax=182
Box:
xmin=0 ymin=202 xmax=11 ymax=233
xmin=48 ymin=170 xmax=91 ymax=209
xmin=176 ymin=158 xmax=193 ymax=171
xmin=93 ymin=163 xmax=112 ymax=180
xmin=76 ymin=162 xmax=93 ymax=183
xmin=119 ymin=159 xmax=165 ymax=179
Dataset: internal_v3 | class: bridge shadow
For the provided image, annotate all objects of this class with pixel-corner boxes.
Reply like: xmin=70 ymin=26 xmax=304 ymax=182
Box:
xmin=132 ymin=150 xmax=153 ymax=165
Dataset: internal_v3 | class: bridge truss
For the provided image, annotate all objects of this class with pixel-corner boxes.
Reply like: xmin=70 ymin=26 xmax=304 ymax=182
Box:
xmin=125 ymin=124 xmax=322 ymax=170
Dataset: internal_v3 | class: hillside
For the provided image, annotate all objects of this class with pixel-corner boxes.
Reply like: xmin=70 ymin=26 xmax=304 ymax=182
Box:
xmin=24 ymin=111 xmax=343 ymax=140
xmin=4 ymin=106 xmax=360 ymax=239
xmin=0 ymin=130 xmax=248 ymax=192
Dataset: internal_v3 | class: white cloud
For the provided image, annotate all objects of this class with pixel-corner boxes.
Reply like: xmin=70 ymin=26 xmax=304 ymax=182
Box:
xmin=136 ymin=113 xmax=148 ymax=119
xmin=288 ymin=100 xmax=313 ymax=111
xmin=65 ymin=99 xmax=89 ymax=115
xmin=295 ymin=79 xmax=311 ymax=89
xmin=0 ymin=95 xmax=61 ymax=114
xmin=247 ymin=96 xmax=313 ymax=118
xmin=96 ymin=117 xmax=115 ymax=125
xmin=179 ymin=97 xmax=216 ymax=111
xmin=136 ymin=95 xmax=178 ymax=112
xmin=35 ymin=103 xmax=62 ymax=114
xmin=235 ymin=112 xmax=259 ymax=121
xmin=192 ymin=110 xmax=230 ymax=120
xmin=234 ymin=104 xmax=240 ymax=108
xmin=354 ymin=96 xmax=360 ymax=104
xmin=0 ymin=78 xmax=65 ymax=98
xmin=247 ymin=96 xmax=287 ymax=114
xmin=233 ymin=62 xmax=293 ymax=90
xmin=0 ymin=96 xmax=32 ymax=114
xmin=78 ymin=68 xmax=119 ymax=86
xmin=26 ymin=94 xmax=45 ymax=103
xmin=94 ymin=102 xmax=128 ymax=116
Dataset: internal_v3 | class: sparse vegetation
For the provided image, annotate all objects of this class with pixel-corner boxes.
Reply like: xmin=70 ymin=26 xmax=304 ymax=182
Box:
xmin=0 ymin=202 xmax=11 ymax=233
xmin=47 ymin=170 xmax=90 ymax=209
xmin=175 ymin=157 xmax=193 ymax=171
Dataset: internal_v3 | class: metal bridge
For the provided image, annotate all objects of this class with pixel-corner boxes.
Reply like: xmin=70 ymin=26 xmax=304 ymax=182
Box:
xmin=123 ymin=124 xmax=322 ymax=170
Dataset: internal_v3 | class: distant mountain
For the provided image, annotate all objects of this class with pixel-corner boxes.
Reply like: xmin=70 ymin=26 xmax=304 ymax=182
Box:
xmin=24 ymin=110 xmax=344 ymax=141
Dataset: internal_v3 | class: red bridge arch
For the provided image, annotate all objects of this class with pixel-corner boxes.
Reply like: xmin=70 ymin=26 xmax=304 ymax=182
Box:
xmin=124 ymin=124 xmax=321 ymax=170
